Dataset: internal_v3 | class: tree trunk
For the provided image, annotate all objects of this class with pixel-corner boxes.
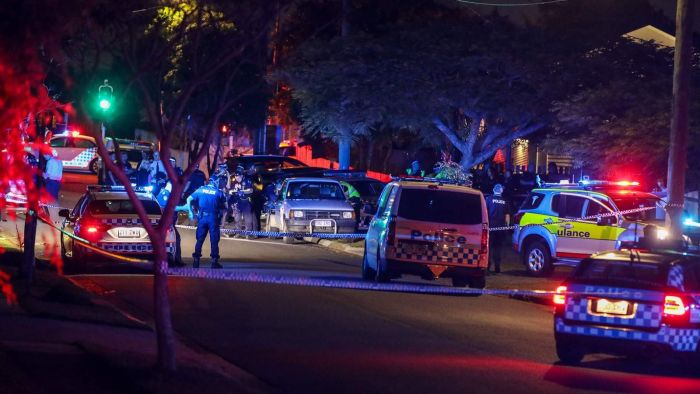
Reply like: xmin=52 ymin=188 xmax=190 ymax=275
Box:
xmin=153 ymin=243 xmax=177 ymax=372
xmin=666 ymin=0 xmax=695 ymax=239
xmin=19 ymin=206 xmax=37 ymax=285
xmin=365 ymin=137 xmax=375 ymax=171
xmin=338 ymin=136 xmax=351 ymax=170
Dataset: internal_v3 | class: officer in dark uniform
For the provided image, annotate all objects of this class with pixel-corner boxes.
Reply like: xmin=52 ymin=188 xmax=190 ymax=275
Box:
xmin=485 ymin=184 xmax=509 ymax=273
xmin=190 ymin=176 xmax=227 ymax=268
xmin=229 ymin=167 xmax=257 ymax=237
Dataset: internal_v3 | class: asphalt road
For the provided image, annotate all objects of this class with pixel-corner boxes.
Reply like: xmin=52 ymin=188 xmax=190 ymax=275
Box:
xmin=10 ymin=172 xmax=700 ymax=393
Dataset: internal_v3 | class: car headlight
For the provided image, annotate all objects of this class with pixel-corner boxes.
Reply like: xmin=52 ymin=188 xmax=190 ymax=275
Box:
xmin=292 ymin=210 xmax=304 ymax=218
xmin=342 ymin=211 xmax=354 ymax=219
xmin=656 ymin=228 xmax=669 ymax=240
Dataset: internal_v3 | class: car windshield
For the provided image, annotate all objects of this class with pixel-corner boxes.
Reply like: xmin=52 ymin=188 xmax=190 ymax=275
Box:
xmin=286 ymin=182 xmax=346 ymax=200
xmin=88 ymin=199 xmax=162 ymax=215
xmin=612 ymin=195 xmax=663 ymax=222
xmin=397 ymin=189 xmax=482 ymax=225
xmin=574 ymin=259 xmax=667 ymax=289
xmin=349 ymin=181 xmax=384 ymax=196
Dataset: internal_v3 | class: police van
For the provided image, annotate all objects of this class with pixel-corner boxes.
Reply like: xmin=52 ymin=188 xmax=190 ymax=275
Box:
xmin=363 ymin=178 xmax=489 ymax=288
xmin=554 ymin=249 xmax=700 ymax=365
xmin=50 ymin=132 xmax=100 ymax=173
xmin=512 ymin=182 xmax=673 ymax=276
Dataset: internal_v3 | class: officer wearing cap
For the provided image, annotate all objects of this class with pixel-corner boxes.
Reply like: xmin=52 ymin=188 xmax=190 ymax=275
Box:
xmin=486 ymin=183 xmax=510 ymax=273
xmin=190 ymin=176 xmax=227 ymax=268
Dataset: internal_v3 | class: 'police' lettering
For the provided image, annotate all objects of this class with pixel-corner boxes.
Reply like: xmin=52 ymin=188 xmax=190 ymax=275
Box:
xmin=409 ymin=229 xmax=467 ymax=244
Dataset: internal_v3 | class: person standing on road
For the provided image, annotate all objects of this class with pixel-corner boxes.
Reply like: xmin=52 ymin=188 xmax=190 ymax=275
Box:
xmin=43 ymin=150 xmax=63 ymax=201
xmin=190 ymin=176 xmax=227 ymax=269
xmin=485 ymin=184 xmax=509 ymax=274
xmin=156 ymin=182 xmax=184 ymax=266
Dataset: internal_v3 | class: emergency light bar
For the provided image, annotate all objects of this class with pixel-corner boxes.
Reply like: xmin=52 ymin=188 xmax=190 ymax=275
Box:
xmin=323 ymin=170 xmax=367 ymax=178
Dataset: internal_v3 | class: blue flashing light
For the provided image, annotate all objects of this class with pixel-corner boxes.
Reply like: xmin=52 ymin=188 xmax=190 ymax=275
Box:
xmin=683 ymin=218 xmax=700 ymax=228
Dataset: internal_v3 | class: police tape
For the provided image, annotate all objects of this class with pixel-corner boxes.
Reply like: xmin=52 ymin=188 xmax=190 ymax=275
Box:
xmin=488 ymin=206 xmax=658 ymax=232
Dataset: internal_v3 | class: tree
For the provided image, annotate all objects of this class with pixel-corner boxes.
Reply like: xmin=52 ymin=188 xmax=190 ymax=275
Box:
xmin=281 ymin=20 xmax=559 ymax=169
xmin=68 ymin=0 xmax=279 ymax=372
xmin=545 ymin=37 xmax=700 ymax=190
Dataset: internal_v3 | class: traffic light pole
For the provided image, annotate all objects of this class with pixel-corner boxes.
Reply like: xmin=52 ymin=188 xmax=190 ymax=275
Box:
xmin=666 ymin=0 xmax=695 ymax=239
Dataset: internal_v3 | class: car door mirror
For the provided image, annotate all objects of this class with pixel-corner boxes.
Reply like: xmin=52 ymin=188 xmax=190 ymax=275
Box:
xmin=58 ymin=209 xmax=70 ymax=218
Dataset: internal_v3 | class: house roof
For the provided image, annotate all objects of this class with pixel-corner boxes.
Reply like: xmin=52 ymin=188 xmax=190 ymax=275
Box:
xmin=623 ymin=25 xmax=676 ymax=48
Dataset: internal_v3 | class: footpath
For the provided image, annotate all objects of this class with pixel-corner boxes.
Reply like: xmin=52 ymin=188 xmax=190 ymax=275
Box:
xmin=0 ymin=246 xmax=268 ymax=393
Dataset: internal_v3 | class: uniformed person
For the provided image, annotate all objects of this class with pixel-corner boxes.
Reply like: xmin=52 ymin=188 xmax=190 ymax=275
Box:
xmin=190 ymin=176 xmax=227 ymax=268
xmin=485 ymin=183 xmax=509 ymax=273
xmin=155 ymin=182 xmax=184 ymax=266
xmin=229 ymin=167 xmax=257 ymax=237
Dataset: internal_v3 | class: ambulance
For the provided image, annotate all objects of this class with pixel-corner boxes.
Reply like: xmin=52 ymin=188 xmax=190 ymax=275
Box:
xmin=363 ymin=178 xmax=489 ymax=288
xmin=512 ymin=182 xmax=684 ymax=277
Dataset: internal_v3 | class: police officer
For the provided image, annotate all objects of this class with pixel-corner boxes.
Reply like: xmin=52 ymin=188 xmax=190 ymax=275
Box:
xmin=156 ymin=182 xmax=184 ymax=266
xmin=190 ymin=176 xmax=227 ymax=268
xmin=229 ymin=167 xmax=257 ymax=238
xmin=486 ymin=184 xmax=509 ymax=273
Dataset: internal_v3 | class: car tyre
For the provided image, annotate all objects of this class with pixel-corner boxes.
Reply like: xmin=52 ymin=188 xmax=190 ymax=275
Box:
xmin=89 ymin=158 xmax=99 ymax=174
xmin=282 ymin=222 xmax=295 ymax=244
xmin=468 ymin=275 xmax=486 ymax=290
xmin=523 ymin=240 xmax=553 ymax=277
xmin=556 ymin=340 xmax=585 ymax=365
xmin=361 ymin=245 xmax=376 ymax=281
xmin=375 ymin=247 xmax=390 ymax=283
xmin=451 ymin=277 xmax=468 ymax=287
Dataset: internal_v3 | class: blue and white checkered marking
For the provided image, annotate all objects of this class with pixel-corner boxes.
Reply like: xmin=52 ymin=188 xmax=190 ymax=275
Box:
xmin=667 ymin=264 xmax=685 ymax=290
xmin=555 ymin=318 xmax=700 ymax=352
xmin=61 ymin=147 xmax=97 ymax=169
xmin=564 ymin=298 xmax=662 ymax=328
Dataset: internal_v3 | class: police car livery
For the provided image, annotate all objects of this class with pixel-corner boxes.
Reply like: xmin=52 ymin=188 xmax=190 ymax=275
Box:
xmin=554 ymin=250 xmax=700 ymax=365
xmin=50 ymin=133 xmax=100 ymax=173
xmin=363 ymin=178 xmax=489 ymax=288
xmin=59 ymin=185 xmax=176 ymax=266
xmin=513 ymin=185 xmax=670 ymax=276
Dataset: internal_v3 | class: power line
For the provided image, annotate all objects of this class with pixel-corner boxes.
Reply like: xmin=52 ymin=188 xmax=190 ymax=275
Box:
xmin=455 ymin=0 xmax=568 ymax=6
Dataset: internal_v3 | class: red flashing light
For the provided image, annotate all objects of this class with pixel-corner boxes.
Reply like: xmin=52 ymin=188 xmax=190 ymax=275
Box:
xmin=86 ymin=227 xmax=98 ymax=233
xmin=70 ymin=130 xmax=80 ymax=138
xmin=553 ymin=285 xmax=567 ymax=305
xmin=480 ymin=226 xmax=489 ymax=254
xmin=614 ymin=180 xmax=639 ymax=187
xmin=664 ymin=295 xmax=687 ymax=316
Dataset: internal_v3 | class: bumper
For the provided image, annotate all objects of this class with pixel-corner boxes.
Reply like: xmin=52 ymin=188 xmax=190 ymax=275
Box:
xmin=386 ymin=259 xmax=485 ymax=280
xmin=91 ymin=242 xmax=176 ymax=254
xmin=554 ymin=317 xmax=700 ymax=353
xmin=287 ymin=218 xmax=357 ymax=234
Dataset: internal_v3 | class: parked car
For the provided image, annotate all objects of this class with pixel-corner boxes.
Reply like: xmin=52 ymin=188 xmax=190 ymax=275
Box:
xmin=265 ymin=177 xmax=357 ymax=244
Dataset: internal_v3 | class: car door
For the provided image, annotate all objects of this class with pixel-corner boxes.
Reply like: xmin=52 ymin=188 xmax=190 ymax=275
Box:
xmin=63 ymin=195 xmax=89 ymax=254
xmin=580 ymin=197 xmax=623 ymax=253
xmin=553 ymin=193 xmax=593 ymax=258
xmin=366 ymin=184 xmax=395 ymax=262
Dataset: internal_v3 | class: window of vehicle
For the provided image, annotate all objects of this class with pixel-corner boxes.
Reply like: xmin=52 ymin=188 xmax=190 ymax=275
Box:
xmin=584 ymin=199 xmax=615 ymax=220
xmin=611 ymin=195 xmax=663 ymax=222
xmin=552 ymin=195 xmax=586 ymax=219
xmin=520 ymin=192 xmax=544 ymax=210
xmin=348 ymin=181 xmax=384 ymax=197
xmin=73 ymin=139 xmax=95 ymax=149
xmin=49 ymin=138 xmax=66 ymax=147
xmin=375 ymin=185 xmax=393 ymax=217
xmin=574 ymin=259 xmax=667 ymax=289
xmin=397 ymin=189 xmax=482 ymax=225
xmin=286 ymin=181 xmax=346 ymax=200
xmin=87 ymin=199 xmax=162 ymax=215
xmin=72 ymin=196 xmax=88 ymax=217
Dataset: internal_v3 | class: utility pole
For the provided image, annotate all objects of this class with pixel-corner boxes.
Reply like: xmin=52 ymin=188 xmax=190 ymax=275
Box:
xmin=666 ymin=0 xmax=695 ymax=239
xmin=338 ymin=0 xmax=352 ymax=169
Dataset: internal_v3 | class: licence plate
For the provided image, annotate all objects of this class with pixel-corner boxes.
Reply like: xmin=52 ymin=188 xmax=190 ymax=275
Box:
xmin=117 ymin=228 xmax=141 ymax=238
xmin=593 ymin=299 xmax=632 ymax=316
xmin=403 ymin=243 xmax=430 ymax=254
xmin=315 ymin=220 xmax=332 ymax=227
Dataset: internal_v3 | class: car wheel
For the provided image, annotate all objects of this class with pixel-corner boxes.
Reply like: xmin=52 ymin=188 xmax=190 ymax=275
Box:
xmin=361 ymin=245 xmax=376 ymax=281
xmin=468 ymin=275 xmax=486 ymax=289
xmin=556 ymin=339 xmax=585 ymax=365
xmin=451 ymin=277 xmax=469 ymax=287
xmin=523 ymin=240 xmax=553 ymax=277
xmin=89 ymin=158 xmax=99 ymax=174
xmin=375 ymin=247 xmax=390 ymax=283
xmin=282 ymin=222 xmax=295 ymax=244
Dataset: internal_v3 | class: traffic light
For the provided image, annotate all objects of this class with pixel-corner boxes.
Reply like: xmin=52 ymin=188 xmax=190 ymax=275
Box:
xmin=97 ymin=79 xmax=114 ymax=113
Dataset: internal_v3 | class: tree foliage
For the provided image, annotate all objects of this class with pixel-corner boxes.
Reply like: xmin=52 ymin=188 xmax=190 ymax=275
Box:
xmin=280 ymin=19 xmax=562 ymax=168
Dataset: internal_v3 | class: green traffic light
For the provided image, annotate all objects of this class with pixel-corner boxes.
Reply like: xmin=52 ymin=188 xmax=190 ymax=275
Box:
xmin=99 ymin=98 xmax=112 ymax=110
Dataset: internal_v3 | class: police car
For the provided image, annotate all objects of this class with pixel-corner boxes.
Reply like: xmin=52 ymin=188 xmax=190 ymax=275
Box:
xmin=59 ymin=185 xmax=176 ymax=266
xmin=50 ymin=132 xmax=100 ymax=173
xmin=363 ymin=178 xmax=489 ymax=288
xmin=554 ymin=249 xmax=700 ymax=365
xmin=512 ymin=182 xmax=677 ymax=276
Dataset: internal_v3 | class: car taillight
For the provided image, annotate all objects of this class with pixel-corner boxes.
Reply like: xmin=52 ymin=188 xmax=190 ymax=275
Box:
xmin=662 ymin=295 xmax=692 ymax=327
xmin=387 ymin=219 xmax=396 ymax=246
xmin=553 ymin=285 xmax=567 ymax=305
xmin=663 ymin=295 xmax=687 ymax=316
xmin=77 ymin=219 xmax=106 ymax=243
xmin=480 ymin=226 xmax=488 ymax=253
